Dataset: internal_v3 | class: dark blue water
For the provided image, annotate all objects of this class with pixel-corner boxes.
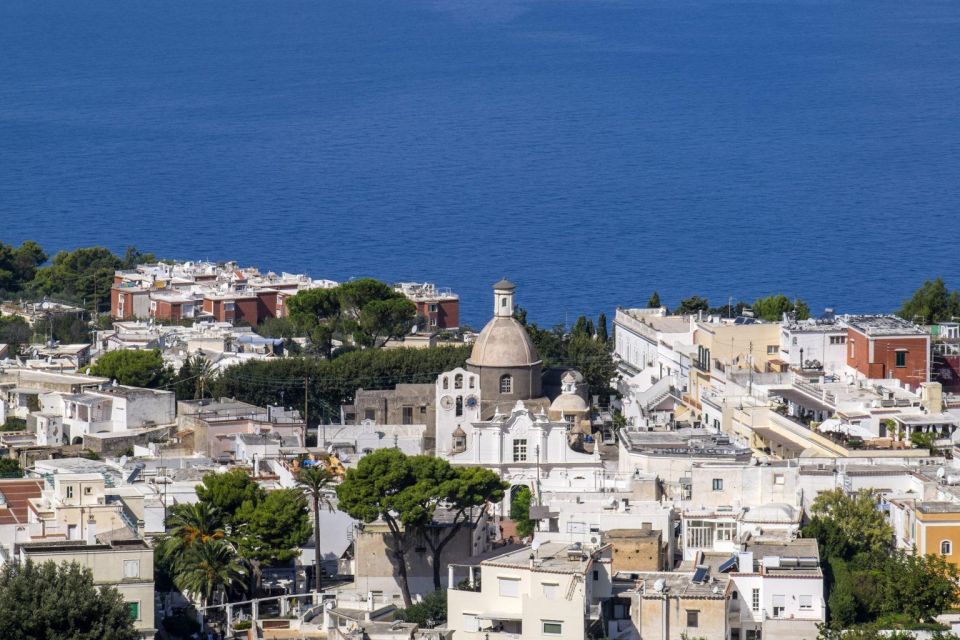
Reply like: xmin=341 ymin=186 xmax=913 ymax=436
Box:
xmin=2 ymin=0 xmax=959 ymax=327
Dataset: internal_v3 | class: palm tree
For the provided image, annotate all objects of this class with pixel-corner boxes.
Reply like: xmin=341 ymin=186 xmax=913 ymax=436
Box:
xmin=173 ymin=539 xmax=247 ymax=608
xmin=158 ymin=501 xmax=227 ymax=565
xmin=295 ymin=466 xmax=335 ymax=593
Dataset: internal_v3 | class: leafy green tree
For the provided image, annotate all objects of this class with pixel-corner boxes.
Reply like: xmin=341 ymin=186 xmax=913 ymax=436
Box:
xmin=910 ymin=431 xmax=938 ymax=454
xmin=422 ymin=465 xmax=506 ymax=590
xmin=172 ymin=539 xmax=247 ymax=608
xmin=571 ymin=315 xmax=591 ymax=339
xmin=0 ymin=458 xmax=23 ymax=477
xmin=0 ymin=560 xmax=139 ymax=640
xmin=647 ymin=292 xmax=661 ymax=308
xmin=30 ymin=247 xmax=122 ymax=311
xmin=395 ymin=589 xmax=447 ymax=628
xmin=0 ymin=315 xmax=32 ymax=354
xmin=0 ymin=240 xmax=47 ymax=294
xmin=751 ymin=294 xmax=811 ymax=322
xmin=898 ymin=278 xmax=960 ymax=325
xmin=172 ymin=354 xmax=216 ymax=400
xmin=336 ymin=449 xmax=426 ymax=606
xmin=828 ymin=572 xmax=857 ymax=627
xmin=296 ymin=467 xmax=336 ymax=592
xmin=596 ymin=313 xmax=609 ymax=343
xmin=567 ymin=335 xmax=616 ymax=396
xmin=119 ymin=246 xmax=156 ymax=269
xmin=166 ymin=502 xmax=226 ymax=547
xmin=510 ymin=485 xmax=535 ymax=538
xmin=880 ymin=551 xmax=960 ymax=622
xmin=89 ymin=349 xmax=170 ymax=388
xmin=195 ymin=469 xmax=265 ymax=534
xmin=808 ymin=489 xmax=892 ymax=557
xmin=215 ymin=345 xmax=471 ymax=415
xmin=236 ymin=489 xmax=311 ymax=566
xmin=674 ymin=295 xmax=709 ymax=315
xmin=356 ymin=297 xmax=417 ymax=347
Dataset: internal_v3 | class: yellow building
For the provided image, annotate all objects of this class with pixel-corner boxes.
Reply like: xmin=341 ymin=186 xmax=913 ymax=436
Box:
xmin=888 ymin=499 xmax=960 ymax=567
xmin=19 ymin=538 xmax=155 ymax=638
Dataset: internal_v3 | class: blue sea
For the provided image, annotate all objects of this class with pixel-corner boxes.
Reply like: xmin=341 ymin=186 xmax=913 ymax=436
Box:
xmin=2 ymin=0 xmax=959 ymax=327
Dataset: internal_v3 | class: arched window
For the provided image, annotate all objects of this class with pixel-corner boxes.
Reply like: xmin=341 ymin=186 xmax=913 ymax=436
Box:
xmin=454 ymin=374 xmax=463 ymax=389
xmin=442 ymin=377 xmax=448 ymax=390
xmin=456 ymin=396 xmax=463 ymax=417
xmin=469 ymin=376 xmax=475 ymax=389
xmin=500 ymin=374 xmax=513 ymax=394
xmin=942 ymin=540 xmax=953 ymax=556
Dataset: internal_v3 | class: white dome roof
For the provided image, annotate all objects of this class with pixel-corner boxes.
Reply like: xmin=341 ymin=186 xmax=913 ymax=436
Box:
xmin=550 ymin=392 xmax=588 ymax=414
xmin=467 ymin=317 xmax=540 ymax=368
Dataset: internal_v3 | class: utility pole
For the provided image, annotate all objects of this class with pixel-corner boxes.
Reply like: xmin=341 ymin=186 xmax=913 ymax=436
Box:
xmin=304 ymin=376 xmax=310 ymax=448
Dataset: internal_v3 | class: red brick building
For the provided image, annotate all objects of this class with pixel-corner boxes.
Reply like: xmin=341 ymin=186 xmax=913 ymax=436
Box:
xmin=394 ymin=282 xmax=460 ymax=331
xmin=844 ymin=316 xmax=930 ymax=390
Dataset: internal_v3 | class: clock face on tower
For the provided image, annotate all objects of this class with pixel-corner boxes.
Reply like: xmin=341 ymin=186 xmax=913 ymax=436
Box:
xmin=465 ymin=395 xmax=478 ymax=409
xmin=440 ymin=395 xmax=454 ymax=410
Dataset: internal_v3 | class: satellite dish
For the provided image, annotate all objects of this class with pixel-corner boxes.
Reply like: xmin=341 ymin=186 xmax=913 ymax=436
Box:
xmin=531 ymin=538 xmax=542 ymax=552
xmin=937 ymin=467 xmax=946 ymax=479
xmin=653 ymin=578 xmax=666 ymax=592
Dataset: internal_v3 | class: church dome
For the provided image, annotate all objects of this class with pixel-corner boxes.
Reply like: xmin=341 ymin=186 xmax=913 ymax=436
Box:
xmin=468 ymin=317 xmax=541 ymax=368
xmin=550 ymin=392 xmax=588 ymax=415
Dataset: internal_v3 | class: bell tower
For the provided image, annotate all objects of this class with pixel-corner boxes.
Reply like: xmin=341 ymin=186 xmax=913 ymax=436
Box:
xmin=493 ymin=278 xmax=516 ymax=318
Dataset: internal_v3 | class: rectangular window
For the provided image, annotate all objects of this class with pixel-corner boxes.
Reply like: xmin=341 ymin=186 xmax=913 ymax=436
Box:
xmin=513 ymin=439 xmax=527 ymax=462
xmin=593 ymin=570 xmax=599 ymax=581
xmin=766 ymin=345 xmax=778 ymax=355
xmin=498 ymin=577 xmax=520 ymax=598
xmin=463 ymin=614 xmax=479 ymax=632
xmin=715 ymin=521 xmax=736 ymax=542
xmin=66 ymin=486 xmax=74 ymax=499
xmin=774 ymin=474 xmax=785 ymax=485
xmin=363 ymin=409 xmax=376 ymax=422
xmin=123 ymin=560 xmax=140 ymax=579
xmin=224 ymin=301 xmax=235 ymax=311
xmin=896 ymin=350 xmax=907 ymax=368
xmin=429 ymin=304 xmax=438 ymax=313
xmin=799 ymin=595 xmax=813 ymax=610
xmin=402 ymin=407 xmax=413 ymax=425
xmin=542 ymin=582 xmax=559 ymax=600
xmin=543 ymin=621 xmax=563 ymax=635
xmin=830 ymin=335 xmax=846 ymax=345
xmin=127 ymin=602 xmax=140 ymax=621
xmin=772 ymin=594 xmax=786 ymax=617
xmin=751 ymin=588 xmax=760 ymax=612
xmin=686 ymin=610 xmax=699 ymax=628
xmin=712 ymin=478 xmax=723 ymax=491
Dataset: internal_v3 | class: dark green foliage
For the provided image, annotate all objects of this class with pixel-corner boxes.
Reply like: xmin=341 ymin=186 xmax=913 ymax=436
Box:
xmin=647 ymin=292 xmax=661 ymax=308
xmin=171 ymin=355 xmax=216 ymax=401
xmin=89 ymin=349 xmax=171 ymax=388
xmin=33 ymin=312 xmax=91 ymax=345
xmin=119 ymin=247 xmax=156 ymax=269
xmin=0 ymin=560 xmax=139 ymax=640
xmin=195 ymin=469 xmax=265 ymax=533
xmin=30 ymin=247 xmax=122 ymax=312
xmin=751 ymin=294 xmax=810 ymax=321
xmin=215 ymin=345 xmax=471 ymax=415
xmin=0 ymin=458 xmax=22 ymax=477
xmin=236 ymin=489 xmax=312 ymax=565
xmin=898 ymin=278 xmax=960 ymax=325
xmin=0 ymin=240 xmax=46 ymax=294
xmin=808 ymin=488 xmax=960 ymax=631
xmin=161 ymin=611 xmax=201 ymax=638
xmin=596 ymin=313 xmax=609 ymax=343
xmin=395 ymin=589 xmax=447 ymax=627
xmin=285 ymin=278 xmax=416 ymax=353
xmin=337 ymin=450 xmax=505 ymax=605
xmin=910 ymin=431 xmax=938 ymax=454
xmin=509 ymin=486 xmax=535 ymax=538
xmin=673 ymin=295 xmax=710 ymax=315
xmin=0 ymin=315 xmax=32 ymax=354
xmin=1 ymin=417 xmax=27 ymax=432
xmin=523 ymin=322 xmax=615 ymax=396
